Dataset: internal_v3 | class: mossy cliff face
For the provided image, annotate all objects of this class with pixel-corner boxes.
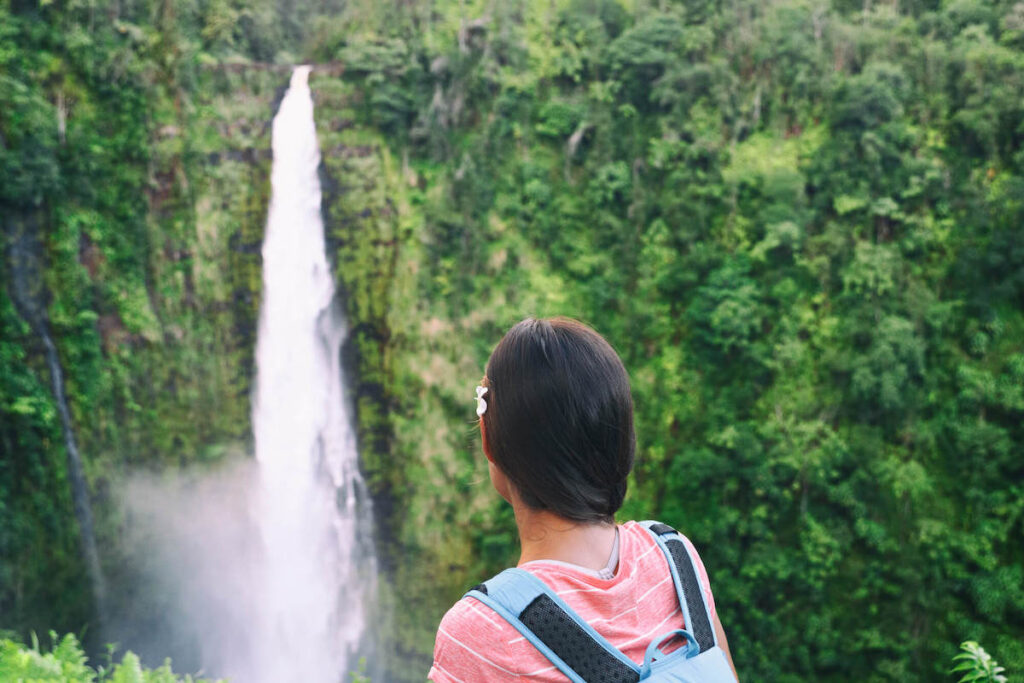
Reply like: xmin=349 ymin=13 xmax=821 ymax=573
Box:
xmin=312 ymin=74 xmax=402 ymax=502
xmin=0 ymin=0 xmax=310 ymax=646
xmin=0 ymin=56 xmax=284 ymax=640
xmin=311 ymin=72 xmax=516 ymax=679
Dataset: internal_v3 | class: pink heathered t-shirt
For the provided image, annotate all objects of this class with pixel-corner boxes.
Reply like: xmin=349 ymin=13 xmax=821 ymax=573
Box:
xmin=428 ymin=521 xmax=717 ymax=682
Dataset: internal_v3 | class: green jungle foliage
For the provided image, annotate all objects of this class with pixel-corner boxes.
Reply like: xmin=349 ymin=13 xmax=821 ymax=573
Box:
xmin=0 ymin=633 xmax=219 ymax=682
xmin=2 ymin=0 xmax=1023 ymax=681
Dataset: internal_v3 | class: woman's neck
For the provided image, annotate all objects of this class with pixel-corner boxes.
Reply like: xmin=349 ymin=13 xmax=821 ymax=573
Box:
xmin=514 ymin=504 xmax=617 ymax=571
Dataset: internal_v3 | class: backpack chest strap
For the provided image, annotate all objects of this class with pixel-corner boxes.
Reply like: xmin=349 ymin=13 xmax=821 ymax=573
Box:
xmin=466 ymin=568 xmax=641 ymax=683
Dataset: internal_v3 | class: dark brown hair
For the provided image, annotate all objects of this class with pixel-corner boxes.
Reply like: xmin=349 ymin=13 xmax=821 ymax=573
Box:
xmin=481 ymin=317 xmax=635 ymax=524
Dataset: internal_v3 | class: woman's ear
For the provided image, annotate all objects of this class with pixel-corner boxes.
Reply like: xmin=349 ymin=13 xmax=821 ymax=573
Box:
xmin=479 ymin=417 xmax=495 ymax=464
xmin=480 ymin=419 xmax=512 ymax=503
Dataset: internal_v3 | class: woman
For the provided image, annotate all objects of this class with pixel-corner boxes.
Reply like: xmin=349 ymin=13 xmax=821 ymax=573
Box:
xmin=429 ymin=317 xmax=737 ymax=682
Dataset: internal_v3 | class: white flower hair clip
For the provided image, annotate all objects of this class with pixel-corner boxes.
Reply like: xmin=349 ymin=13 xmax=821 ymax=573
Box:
xmin=475 ymin=385 xmax=489 ymax=417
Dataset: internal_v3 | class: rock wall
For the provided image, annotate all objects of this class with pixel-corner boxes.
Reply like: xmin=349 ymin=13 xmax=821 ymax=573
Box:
xmin=0 ymin=64 xmax=284 ymax=644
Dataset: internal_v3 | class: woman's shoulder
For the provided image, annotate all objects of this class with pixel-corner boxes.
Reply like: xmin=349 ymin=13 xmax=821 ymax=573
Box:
xmin=430 ymin=593 xmax=560 ymax=682
xmin=434 ymin=594 xmax=507 ymax=649
xmin=619 ymin=519 xmax=709 ymax=560
xmin=436 ymin=592 xmax=504 ymax=634
xmin=618 ymin=519 xmax=718 ymax=619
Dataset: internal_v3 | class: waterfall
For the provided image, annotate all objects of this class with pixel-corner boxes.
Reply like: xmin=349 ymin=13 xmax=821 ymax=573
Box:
xmin=40 ymin=327 xmax=107 ymax=614
xmin=107 ymin=65 xmax=376 ymax=680
xmin=4 ymin=208 xmax=106 ymax=620
xmin=248 ymin=64 xmax=376 ymax=682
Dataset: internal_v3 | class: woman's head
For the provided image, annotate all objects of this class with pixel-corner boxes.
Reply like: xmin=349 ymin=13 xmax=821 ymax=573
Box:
xmin=480 ymin=317 xmax=635 ymax=524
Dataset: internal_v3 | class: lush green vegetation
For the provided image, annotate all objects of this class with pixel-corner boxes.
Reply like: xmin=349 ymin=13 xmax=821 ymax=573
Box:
xmin=2 ymin=0 xmax=1022 ymax=681
xmin=0 ymin=633 xmax=218 ymax=682
xmin=310 ymin=1 xmax=1024 ymax=680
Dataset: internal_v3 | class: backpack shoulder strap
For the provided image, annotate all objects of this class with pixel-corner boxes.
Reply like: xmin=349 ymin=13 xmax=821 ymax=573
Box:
xmin=465 ymin=568 xmax=640 ymax=683
xmin=639 ymin=520 xmax=718 ymax=653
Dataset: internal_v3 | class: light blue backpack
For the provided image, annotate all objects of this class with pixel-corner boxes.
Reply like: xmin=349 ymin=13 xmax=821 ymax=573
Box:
xmin=465 ymin=521 xmax=737 ymax=682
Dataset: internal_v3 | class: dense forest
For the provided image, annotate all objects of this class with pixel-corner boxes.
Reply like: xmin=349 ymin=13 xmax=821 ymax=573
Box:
xmin=2 ymin=0 xmax=1022 ymax=681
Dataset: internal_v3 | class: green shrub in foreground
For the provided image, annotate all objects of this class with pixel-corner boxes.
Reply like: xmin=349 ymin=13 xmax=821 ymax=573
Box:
xmin=0 ymin=631 xmax=1009 ymax=681
xmin=952 ymin=641 xmax=1009 ymax=683
xmin=0 ymin=633 xmax=220 ymax=683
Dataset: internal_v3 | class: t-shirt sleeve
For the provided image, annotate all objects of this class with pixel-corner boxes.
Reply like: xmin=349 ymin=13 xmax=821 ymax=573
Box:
xmin=427 ymin=628 xmax=460 ymax=683
xmin=682 ymin=535 xmax=718 ymax=621
xmin=427 ymin=604 xmax=469 ymax=683
xmin=428 ymin=597 xmax=524 ymax=683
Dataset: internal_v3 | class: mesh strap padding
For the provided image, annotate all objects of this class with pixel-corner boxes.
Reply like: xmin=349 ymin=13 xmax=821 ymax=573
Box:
xmin=519 ymin=595 xmax=639 ymax=683
xmin=664 ymin=539 xmax=715 ymax=652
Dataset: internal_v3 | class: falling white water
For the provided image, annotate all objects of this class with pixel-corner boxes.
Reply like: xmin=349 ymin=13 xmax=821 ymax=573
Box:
xmin=248 ymin=65 xmax=375 ymax=682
